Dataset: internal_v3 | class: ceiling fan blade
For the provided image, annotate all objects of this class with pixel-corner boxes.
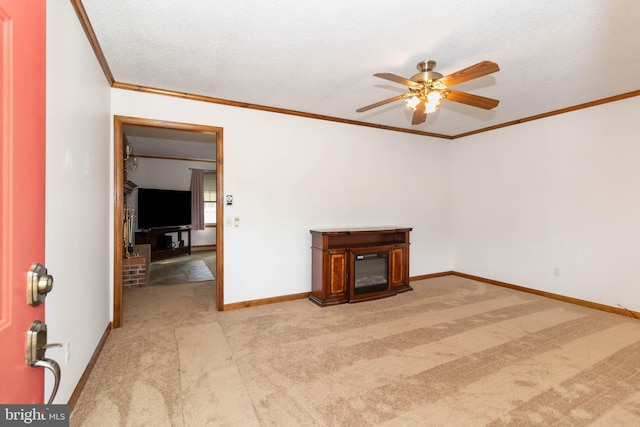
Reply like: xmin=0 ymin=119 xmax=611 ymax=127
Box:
xmin=411 ymin=101 xmax=427 ymax=125
xmin=438 ymin=61 xmax=499 ymax=88
xmin=445 ymin=90 xmax=499 ymax=110
xmin=374 ymin=73 xmax=421 ymax=88
xmin=356 ymin=94 xmax=408 ymax=113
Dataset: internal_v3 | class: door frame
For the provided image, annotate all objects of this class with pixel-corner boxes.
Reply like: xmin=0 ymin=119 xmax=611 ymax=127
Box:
xmin=113 ymin=115 xmax=224 ymax=328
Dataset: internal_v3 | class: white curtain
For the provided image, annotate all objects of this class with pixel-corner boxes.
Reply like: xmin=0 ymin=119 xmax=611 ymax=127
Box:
xmin=190 ymin=168 xmax=205 ymax=230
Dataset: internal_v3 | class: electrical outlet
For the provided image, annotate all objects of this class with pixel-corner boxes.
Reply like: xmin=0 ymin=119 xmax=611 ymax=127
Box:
xmin=65 ymin=341 xmax=71 ymax=364
xmin=553 ymin=267 xmax=560 ymax=277
xmin=233 ymin=216 xmax=240 ymax=228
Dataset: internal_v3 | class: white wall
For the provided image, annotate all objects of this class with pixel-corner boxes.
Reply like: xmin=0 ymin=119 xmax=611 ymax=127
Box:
xmin=452 ymin=96 xmax=640 ymax=311
xmin=111 ymin=90 xmax=453 ymax=303
xmin=126 ymin=157 xmax=216 ymax=245
xmin=45 ymin=1 xmax=111 ymax=403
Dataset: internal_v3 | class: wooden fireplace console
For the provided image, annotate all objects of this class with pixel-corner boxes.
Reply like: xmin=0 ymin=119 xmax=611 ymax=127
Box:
xmin=310 ymin=227 xmax=412 ymax=306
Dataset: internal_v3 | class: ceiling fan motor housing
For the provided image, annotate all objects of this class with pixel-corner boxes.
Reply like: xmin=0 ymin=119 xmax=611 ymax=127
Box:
xmin=410 ymin=60 xmax=443 ymax=84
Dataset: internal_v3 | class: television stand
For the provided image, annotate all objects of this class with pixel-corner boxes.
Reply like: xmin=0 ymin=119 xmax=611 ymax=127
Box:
xmin=135 ymin=227 xmax=191 ymax=262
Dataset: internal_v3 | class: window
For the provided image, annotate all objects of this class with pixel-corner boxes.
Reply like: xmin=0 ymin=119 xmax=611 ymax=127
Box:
xmin=204 ymin=172 xmax=216 ymax=225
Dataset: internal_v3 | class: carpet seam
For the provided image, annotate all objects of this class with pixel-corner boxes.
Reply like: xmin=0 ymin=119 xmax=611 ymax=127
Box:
xmin=174 ymin=327 xmax=188 ymax=427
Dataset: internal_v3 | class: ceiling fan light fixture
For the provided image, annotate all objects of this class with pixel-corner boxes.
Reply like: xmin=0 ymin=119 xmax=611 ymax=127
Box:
xmin=425 ymin=90 xmax=442 ymax=113
xmin=405 ymin=95 xmax=420 ymax=110
xmin=425 ymin=103 xmax=438 ymax=114
xmin=427 ymin=90 xmax=442 ymax=104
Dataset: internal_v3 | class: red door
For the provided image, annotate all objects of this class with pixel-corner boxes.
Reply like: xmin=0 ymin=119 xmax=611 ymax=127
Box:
xmin=0 ymin=0 xmax=47 ymax=403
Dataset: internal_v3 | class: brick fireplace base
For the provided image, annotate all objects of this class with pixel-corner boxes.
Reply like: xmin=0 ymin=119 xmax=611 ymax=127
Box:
xmin=123 ymin=257 xmax=147 ymax=288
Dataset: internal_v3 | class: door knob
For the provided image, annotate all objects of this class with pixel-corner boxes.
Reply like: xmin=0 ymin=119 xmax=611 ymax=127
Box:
xmin=26 ymin=320 xmax=62 ymax=405
xmin=27 ymin=262 xmax=54 ymax=306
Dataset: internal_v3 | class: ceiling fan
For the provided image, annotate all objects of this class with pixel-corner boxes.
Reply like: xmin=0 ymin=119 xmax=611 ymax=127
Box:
xmin=356 ymin=60 xmax=500 ymax=125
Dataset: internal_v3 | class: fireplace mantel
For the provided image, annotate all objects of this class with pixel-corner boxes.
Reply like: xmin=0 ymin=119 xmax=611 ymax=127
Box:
xmin=309 ymin=227 xmax=412 ymax=306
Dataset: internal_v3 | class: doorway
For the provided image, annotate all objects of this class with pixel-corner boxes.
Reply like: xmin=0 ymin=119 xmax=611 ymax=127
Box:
xmin=113 ymin=116 xmax=224 ymax=328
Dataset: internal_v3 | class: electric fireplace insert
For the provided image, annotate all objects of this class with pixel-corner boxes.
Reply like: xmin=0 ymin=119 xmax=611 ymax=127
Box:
xmin=353 ymin=252 xmax=389 ymax=295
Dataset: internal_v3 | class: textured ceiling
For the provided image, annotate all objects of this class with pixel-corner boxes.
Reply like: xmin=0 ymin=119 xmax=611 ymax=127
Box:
xmin=82 ymin=0 xmax=640 ymax=137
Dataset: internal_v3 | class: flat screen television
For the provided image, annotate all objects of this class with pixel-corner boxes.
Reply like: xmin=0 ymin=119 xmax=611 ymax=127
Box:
xmin=137 ymin=188 xmax=192 ymax=229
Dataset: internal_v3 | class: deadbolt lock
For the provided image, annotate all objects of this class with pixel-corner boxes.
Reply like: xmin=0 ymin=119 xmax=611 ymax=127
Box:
xmin=27 ymin=262 xmax=54 ymax=306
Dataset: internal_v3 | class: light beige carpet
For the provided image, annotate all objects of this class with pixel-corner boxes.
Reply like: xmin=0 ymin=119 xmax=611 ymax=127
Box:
xmin=70 ymin=275 xmax=640 ymax=426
